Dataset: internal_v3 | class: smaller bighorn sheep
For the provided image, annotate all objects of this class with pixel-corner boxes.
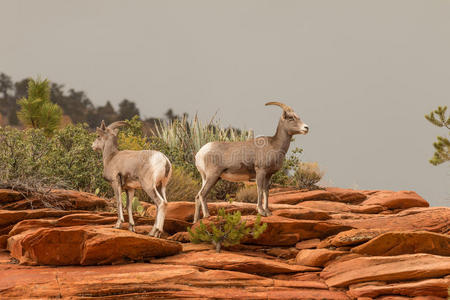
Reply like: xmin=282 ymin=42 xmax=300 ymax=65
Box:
xmin=194 ymin=102 xmax=309 ymax=222
xmin=92 ymin=121 xmax=172 ymax=237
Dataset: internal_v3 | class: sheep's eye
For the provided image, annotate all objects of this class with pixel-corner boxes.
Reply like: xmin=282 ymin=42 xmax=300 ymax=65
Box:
xmin=289 ymin=117 xmax=295 ymax=121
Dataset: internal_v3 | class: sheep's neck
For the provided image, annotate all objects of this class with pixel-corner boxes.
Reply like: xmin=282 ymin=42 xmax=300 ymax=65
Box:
xmin=102 ymin=138 xmax=119 ymax=166
xmin=271 ymin=119 xmax=292 ymax=155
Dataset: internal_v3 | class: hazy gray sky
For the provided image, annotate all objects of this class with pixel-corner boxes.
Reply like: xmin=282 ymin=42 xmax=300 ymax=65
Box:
xmin=1 ymin=0 xmax=449 ymax=206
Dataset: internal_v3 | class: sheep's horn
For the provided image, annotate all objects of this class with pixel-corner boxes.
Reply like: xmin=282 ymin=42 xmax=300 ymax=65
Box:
xmin=107 ymin=121 xmax=129 ymax=130
xmin=265 ymin=101 xmax=293 ymax=112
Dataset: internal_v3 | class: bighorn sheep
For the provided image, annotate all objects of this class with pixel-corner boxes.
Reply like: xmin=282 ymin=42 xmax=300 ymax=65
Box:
xmin=92 ymin=120 xmax=172 ymax=237
xmin=194 ymin=102 xmax=309 ymax=222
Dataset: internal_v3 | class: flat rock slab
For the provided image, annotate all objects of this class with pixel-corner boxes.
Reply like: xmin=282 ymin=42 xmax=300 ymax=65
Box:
xmin=362 ymin=190 xmax=429 ymax=210
xmin=348 ymin=278 xmax=450 ymax=298
xmin=0 ymin=189 xmax=108 ymax=210
xmin=0 ymin=261 xmax=350 ymax=299
xmin=321 ymin=253 xmax=450 ymax=287
xmin=296 ymin=249 xmax=349 ymax=267
xmin=318 ymin=228 xmax=387 ymax=248
xmin=0 ymin=209 xmax=74 ymax=228
xmin=325 ymin=187 xmax=367 ymax=203
xmin=296 ymin=238 xmax=321 ymax=250
xmin=330 ymin=207 xmax=450 ymax=234
xmin=7 ymin=226 xmax=182 ymax=265
xmin=269 ymin=190 xmax=340 ymax=205
xmin=242 ymin=215 xmax=352 ymax=246
xmin=273 ymin=207 xmax=331 ymax=220
xmin=153 ymin=249 xmax=320 ymax=275
xmin=352 ymin=231 xmax=450 ymax=256
xmin=297 ymin=200 xmax=385 ymax=214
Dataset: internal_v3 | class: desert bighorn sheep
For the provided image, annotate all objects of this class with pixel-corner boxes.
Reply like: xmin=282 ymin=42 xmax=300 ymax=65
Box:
xmin=92 ymin=120 xmax=172 ymax=237
xmin=194 ymin=102 xmax=309 ymax=222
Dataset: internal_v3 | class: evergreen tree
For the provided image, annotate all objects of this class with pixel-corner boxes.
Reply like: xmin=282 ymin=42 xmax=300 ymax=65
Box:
xmin=187 ymin=208 xmax=267 ymax=252
xmin=425 ymin=106 xmax=450 ymax=165
xmin=118 ymin=99 xmax=140 ymax=120
xmin=16 ymin=78 xmax=62 ymax=135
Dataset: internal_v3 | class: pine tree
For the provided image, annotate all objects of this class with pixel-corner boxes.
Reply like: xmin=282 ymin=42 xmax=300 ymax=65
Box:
xmin=187 ymin=208 xmax=267 ymax=253
xmin=17 ymin=78 xmax=62 ymax=135
xmin=425 ymin=106 xmax=450 ymax=165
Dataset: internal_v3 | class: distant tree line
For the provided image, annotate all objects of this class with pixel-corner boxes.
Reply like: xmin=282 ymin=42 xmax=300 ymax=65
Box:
xmin=0 ymin=71 xmax=179 ymax=132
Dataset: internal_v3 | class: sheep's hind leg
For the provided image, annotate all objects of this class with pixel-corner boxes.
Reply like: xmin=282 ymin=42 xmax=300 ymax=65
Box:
xmin=113 ymin=179 xmax=124 ymax=229
xmin=145 ymin=186 xmax=162 ymax=237
xmin=126 ymin=189 xmax=136 ymax=232
xmin=255 ymin=170 xmax=267 ymax=216
xmin=195 ymin=175 xmax=219 ymax=222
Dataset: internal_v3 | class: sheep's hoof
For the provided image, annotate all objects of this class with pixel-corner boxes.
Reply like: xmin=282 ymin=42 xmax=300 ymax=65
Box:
xmin=114 ymin=221 xmax=122 ymax=229
xmin=257 ymin=207 xmax=265 ymax=216
xmin=149 ymin=228 xmax=162 ymax=238
xmin=128 ymin=224 xmax=135 ymax=232
xmin=263 ymin=209 xmax=272 ymax=216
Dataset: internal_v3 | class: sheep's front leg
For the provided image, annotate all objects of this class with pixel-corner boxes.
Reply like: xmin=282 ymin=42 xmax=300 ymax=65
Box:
xmin=112 ymin=179 xmax=124 ymax=229
xmin=126 ymin=189 xmax=136 ymax=232
xmin=263 ymin=173 xmax=272 ymax=216
xmin=255 ymin=170 xmax=267 ymax=216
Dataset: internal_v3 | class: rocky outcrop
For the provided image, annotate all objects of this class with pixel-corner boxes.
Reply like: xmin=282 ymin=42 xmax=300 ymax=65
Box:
xmin=296 ymin=248 xmax=349 ymax=267
xmin=153 ymin=249 xmax=320 ymax=275
xmin=0 ymin=187 xmax=448 ymax=299
xmin=7 ymin=226 xmax=182 ymax=265
xmin=352 ymin=231 xmax=450 ymax=256
xmin=0 ymin=189 xmax=108 ymax=210
xmin=321 ymin=254 xmax=450 ymax=287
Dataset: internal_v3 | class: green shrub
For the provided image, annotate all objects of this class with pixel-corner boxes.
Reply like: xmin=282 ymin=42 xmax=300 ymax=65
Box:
xmin=235 ymin=185 xmax=258 ymax=203
xmin=187 ymin=208 xmax=267 ymax=252
xmin=292 ymin=162 xmax=324 ymax=190
xmin=0 ymin=124 xmax=111 ymax=196
xmin=166 ymin=167 xmax=200 ymax=202
xmin=271 ymin=147 xmax=303 ymax=186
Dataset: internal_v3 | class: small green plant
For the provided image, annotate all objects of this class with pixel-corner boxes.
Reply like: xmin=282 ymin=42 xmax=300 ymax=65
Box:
xmin=121 ymin=192 xmax=144 ymax=215
xmin=187 ymin=208 xmax=267 ymax=253
xmin=292 ymin=162 xmax=324 ymax=190
xmin=17 ymin=77 xmax=62 ymax=135
xmin=425 ymin=106 xmax=450 ymax=165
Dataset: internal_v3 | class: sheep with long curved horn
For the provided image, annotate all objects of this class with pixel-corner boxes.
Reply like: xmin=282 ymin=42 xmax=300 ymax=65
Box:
xmin=92 ymin=120 xmax=172 ymax=237
xmin=194 ymin=101 xmax=309 ymax=222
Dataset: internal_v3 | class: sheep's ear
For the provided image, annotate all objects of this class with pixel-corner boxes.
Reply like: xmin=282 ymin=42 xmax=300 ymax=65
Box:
xmin=282 ymin=110 xmax=288 ymax=120
xmin=112 ymin=129 xmax=119 ymax=136
xmin=96 ymin=127 xmax=105 ymax=135
xmin=100 ymin=120 xmax=106 ymax=130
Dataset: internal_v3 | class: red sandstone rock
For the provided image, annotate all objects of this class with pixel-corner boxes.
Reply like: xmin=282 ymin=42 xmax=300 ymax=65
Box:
xmin=348 ymin=278 xmax=450 ymax=298
xmin=0 ymin=209 xmax=74 ymax=228
xmin=242 ymin=215 xmax=352 ymax=246
xmin=321 ymin=254 xmax=450 ymax=287
xmin=296 ymin=238 xmax=321 ymax=250
xmin=269 ymin=190 xmax=340 ymax=205
xmin=363 ymin=191 xmax=429 ymax=210
xmin=317 ymin=229 xmax=386 ymax=248
xmin=298 ymin=200 xmax=385 ymax=214
xmin=296 ymin=248 xmax=348 ymax=267
xmin=352 ymin=231 xmax=450 ymax=256
xmin=330 ymin=207 xmax=450 ymax=234
xmin=7 ymin=226 xmax=182 ymax=265
xmin=273 ymin=207 xmax=331 ymax=220
xmin=326 ymin=187 xmax=367 ymax=203
xmin=0 ymin=189 xmax=108 ymax=210
xmin=153 ymin=250 xmax=320 ymax=275
xmin=0 ymin=261 xmax=351 ymax=299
